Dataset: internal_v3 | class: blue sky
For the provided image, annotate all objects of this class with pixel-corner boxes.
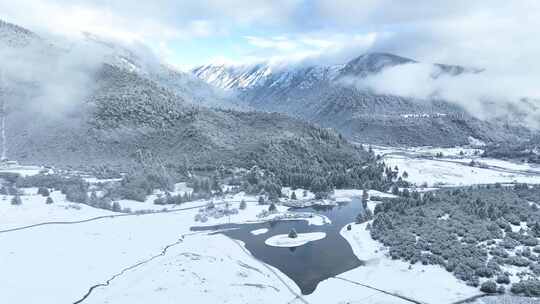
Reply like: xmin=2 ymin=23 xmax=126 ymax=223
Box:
xmin=2 ymin=0 xmax=540 ymax=73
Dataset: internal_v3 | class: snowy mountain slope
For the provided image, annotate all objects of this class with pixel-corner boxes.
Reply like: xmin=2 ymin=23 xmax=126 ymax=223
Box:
xmin=0 ymin=20 xmax=368 ymax=173
xmin=81 ymin=32 xmax=247 ymax=110
xmin=193 ymin=53 xmax=530 ymax=146
xmin=0 ymin=19 xmax=41 ymax=48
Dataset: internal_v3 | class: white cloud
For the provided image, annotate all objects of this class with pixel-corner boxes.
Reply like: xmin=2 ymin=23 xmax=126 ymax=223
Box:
xmin=342 ymin=63 xmax=540 ymax=128
xmin=245 ymin=36 xmax=299 ymax=51
xmin=2 ymin=0 xmax=540 ymax=128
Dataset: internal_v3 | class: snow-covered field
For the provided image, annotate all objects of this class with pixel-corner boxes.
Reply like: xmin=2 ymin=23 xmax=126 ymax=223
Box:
xmin=377 ymin=146 xmax=540 ymax=187
xmin=0 ymin=164 xmax=46 ymax=177
xmin=0 ymin=188 xmax=116 ymax=231
xmin=0 ymin=199 xmax=303 ymax=304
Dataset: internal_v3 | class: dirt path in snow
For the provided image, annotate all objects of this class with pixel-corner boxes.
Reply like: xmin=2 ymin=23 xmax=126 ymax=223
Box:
xmin=0 ymin=200 xmax=258 ymax=235
xmin=333 ymin=276 xmax=428 ymax=304
xmin=71 ymin=231 xmax=210 ymax=303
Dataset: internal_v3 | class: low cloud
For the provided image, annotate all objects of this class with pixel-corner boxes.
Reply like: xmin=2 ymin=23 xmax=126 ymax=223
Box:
xmin=0 ymin=33 xmax=112 ymax=119
xmin=341 ymin=63 xmax=540 ymax=129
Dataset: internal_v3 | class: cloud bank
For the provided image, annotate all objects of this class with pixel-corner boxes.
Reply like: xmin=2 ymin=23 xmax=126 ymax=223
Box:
xmin=1 ymin=0 xmax=540 ymax=129
xmin=342 ymin=63 xmax=540 ymax=128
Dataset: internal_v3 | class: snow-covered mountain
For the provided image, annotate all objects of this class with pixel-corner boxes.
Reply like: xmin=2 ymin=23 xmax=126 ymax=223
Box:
xmin=0 ymin=19 xmax=367 ymax=173
xmin=193 ymin=53 xmax=530 ymax=146
xmin=193 ymin=53 xmax=420 ymax=91
xmin=81 ymin=32 xmax=246 ymax=110
xmin=0 ymin=20 xmax=244 ymax=111
xmin=0 ymin=19 xmax=41 ymax=48
xmin=192 ymin=62 xmax=344 ymax=91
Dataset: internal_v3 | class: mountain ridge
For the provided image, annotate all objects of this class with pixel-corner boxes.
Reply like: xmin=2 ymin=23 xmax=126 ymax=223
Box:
xmin=192 ymin=53 xmax=530 ymax=146
xmin=0 ymin=20 xmax=371 ymax=183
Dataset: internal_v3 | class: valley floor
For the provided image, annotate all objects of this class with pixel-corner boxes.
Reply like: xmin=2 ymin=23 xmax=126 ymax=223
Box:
xmin=2 ymin=146 xmax=540 ymax=304
xmin=374 ymin=146 xmax=540 ymax=187
xmin=0 ymin=194 xmax=480 ymax=304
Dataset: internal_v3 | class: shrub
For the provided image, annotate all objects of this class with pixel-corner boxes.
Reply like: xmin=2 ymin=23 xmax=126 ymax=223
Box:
xmin=510 ymin=279 xmax=540 ymax=296
xmin=45 ymin=197 xmax=54 ymax=204
xmin=112 ymin=201 xmax=121 ymax=212
xmin=529 ymin=263 xmax=540 ymax=275
xmin=239 ymin=200 xmax=247 ymax=210
xmin=480 ymin=281 xmax=497 ymax=294
xmin=0 ymin=172 xmax=20 ymax=183
xmin=11 ymin=195 xmax=22 ymax=205
xmin=496 ymin=274 xmax=510 ymax=284
xmin=153 ymin=193 xmax=189 ymax=205
xmin=505 ymin=256 xmax=530 ymax=267
xmin=37 ymin=187 xmax=50 ymax=197
xmin=475 ymin=266 xmax=495 ymax=278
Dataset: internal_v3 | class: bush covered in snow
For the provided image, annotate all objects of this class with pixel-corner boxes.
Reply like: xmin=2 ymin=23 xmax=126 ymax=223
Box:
xmin=510 ymin=279 xmax=540 ymax=296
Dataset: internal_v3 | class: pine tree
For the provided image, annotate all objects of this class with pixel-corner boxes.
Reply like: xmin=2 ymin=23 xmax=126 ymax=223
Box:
xmin=258 ymin=196 xmax=265 ymax=205
xmin=46 ymin=196 xmax=54 ymax=204
xmin=239 ymin=199 xmax=247 ymax=210
xmin=290 ymin=191 xmax=297 ymax=200
xmin=288 ymin=228 xmax=298 ymax=239
xmin=392 ymin=185 xmax=400 ymax=196
xmin=361 ymin=188 xmax=369 ymax=205
xmin=268 ymin=203 xmax=277 ymax=212
xmin=112 ymin=201 xmax=121 ymax=212
xmin=89 ymin=191 xmax=98 ymax=206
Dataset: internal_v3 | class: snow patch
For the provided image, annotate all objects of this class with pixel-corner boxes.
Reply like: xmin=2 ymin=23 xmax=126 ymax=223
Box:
xmin=265 ymin=232 xmax=326 ymax=248
xmin=250 ymin=228 xmax=269 ymax=235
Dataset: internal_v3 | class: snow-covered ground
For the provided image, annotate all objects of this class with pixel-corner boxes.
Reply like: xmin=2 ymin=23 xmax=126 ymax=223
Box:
xmin=337 ymin=222 xmax=480 ymax=304
xmin=384 ymin=154 xmax=540 ymax=187
xmin=374 ymin=145 xmax=540 ymax=187
xmin=0 ymin=202 xmax=306 ymax=304
xmin=333 ymin=189 xmax=397 ymax=202
xmin=372 ymin=145 xmax=484 ymax=158
xmin=0 ymin=188 xmax=116 ymax=231
xmin=83 ymin=234 xmax=296 ymax=304
xmin=0 ymin=164 xmax=46 ymax=176
xmin=264 ymin=232 xmax=326 ymax=247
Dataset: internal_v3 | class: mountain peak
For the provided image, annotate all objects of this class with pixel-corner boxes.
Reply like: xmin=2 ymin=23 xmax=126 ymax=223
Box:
xmin=340 ymin=52 xmax=416 ymax=77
